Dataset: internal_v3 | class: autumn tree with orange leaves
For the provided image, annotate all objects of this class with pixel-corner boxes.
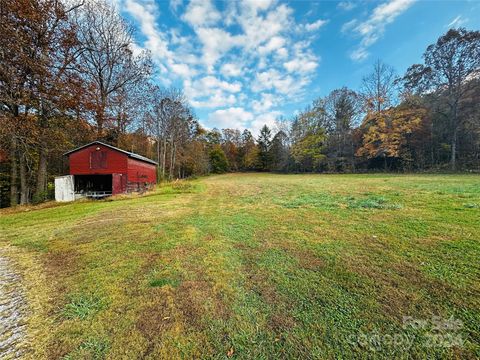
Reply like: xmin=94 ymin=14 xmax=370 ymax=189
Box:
xmin=356 ymin=105 xmax=429 ymax=170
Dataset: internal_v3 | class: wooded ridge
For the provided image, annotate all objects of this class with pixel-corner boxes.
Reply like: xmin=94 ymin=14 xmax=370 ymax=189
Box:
xmin=1 ymin=0 xmax=479 ymax=207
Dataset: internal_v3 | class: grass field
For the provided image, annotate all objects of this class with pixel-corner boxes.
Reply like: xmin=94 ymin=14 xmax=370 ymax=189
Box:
xmin=1 ymin=173 xmax=479 ymax=359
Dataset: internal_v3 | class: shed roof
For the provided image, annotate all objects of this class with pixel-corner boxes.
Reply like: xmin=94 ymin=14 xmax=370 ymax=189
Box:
xmin=64 ymin=141 xmax=158 ymax=165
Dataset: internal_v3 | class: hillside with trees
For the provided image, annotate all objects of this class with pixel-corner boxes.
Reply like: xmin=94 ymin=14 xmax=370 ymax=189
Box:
xmin=1 ymin=0 xmax=479 ymax=207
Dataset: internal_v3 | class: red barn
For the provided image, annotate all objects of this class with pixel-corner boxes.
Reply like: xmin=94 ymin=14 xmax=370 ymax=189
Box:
xmin=63 ymin=141 xmax=157 ymax=198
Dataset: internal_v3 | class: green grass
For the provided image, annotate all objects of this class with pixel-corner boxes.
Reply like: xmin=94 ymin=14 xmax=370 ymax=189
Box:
xmin=62 ymin=293 xmax=106 ymax=320
xmin=1 ymin=174 xmax=479 ymax=359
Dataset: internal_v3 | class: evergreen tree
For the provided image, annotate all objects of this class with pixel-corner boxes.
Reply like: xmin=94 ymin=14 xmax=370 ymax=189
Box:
xmin=257 ymin=125 xmax=272 ymax=171
xmin=209 ymin=145 xmax=229 ymax=173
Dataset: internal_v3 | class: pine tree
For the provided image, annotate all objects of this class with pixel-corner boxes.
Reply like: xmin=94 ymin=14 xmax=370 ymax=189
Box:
xmin=257 ymin=125 xmax=272 ymax=171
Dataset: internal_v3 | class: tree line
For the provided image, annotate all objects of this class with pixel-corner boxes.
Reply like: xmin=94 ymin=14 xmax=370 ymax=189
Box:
xmin=0 ymin=0 xmax=479 ymax=207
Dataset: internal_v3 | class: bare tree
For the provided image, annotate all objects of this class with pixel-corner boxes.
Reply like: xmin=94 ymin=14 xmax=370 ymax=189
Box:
xmin=324 ymin=87 xmax=361 ymax=170
xmin=361 ymin=60 xmax=398 ymax=113
xmin=74 ymin=0 xmax=151 ymax=135
xmin=148 ymin=88 xmax=194 ymax=181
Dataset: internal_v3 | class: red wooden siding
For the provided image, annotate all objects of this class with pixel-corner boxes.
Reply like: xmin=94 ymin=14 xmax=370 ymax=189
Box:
xmin=112 ymin=173 xmax=127 ymax=195
xmin=127 ymin=158 xmax=156 ymax=184
xmin=69 ymin=144 xmax=127 ymax=175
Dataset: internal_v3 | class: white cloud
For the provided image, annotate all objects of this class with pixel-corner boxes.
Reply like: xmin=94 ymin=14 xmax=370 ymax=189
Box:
xmin=170 ymin=0 xmax=183 ymax=13
xmin=182 ymin=0 xmax=221 ymax=28
xmin=124 ymin=0 xmax=197 ymax=80
xmin=252 ymin=93 xmax=277 ymax=113
xmin=184 ymin=76 xmax=242 ymax=108
xmin=170 ymin=63 xmax=194 ymax=77
xmin=348 ymin=0 xmax=416 ymax=61
xmin=124 ymin=0 xmax=169 ymax=58
xmin=207 ymin=107 xmax=253 ymax=129
xmin=123 ymin=0 xmax=323 ymax=130
xmin=251 ymin=111 xmax=282 ymax=136
xmin=191 ymin=92 xmax=237 ymax=108
xmin=241 ymin=0 xmax=275 ymax=14
xmin=350 ymin=48 xmax=369 ymax=61
xmin=220 ymin=63 xmax=243 ymax=77
xmin=236 ymin=3 xmax=293 ymax=51
xmin=201 ymin=76 xmax=242 ymax=93
xmin=258 ymin=36 xmax=286 ymax=55
xmin=446 ymin=15 xmax=467 ymax=28
xmin=341 ymin=19 xmax=358 ymax=33
xmin=284 ymin=58 xmax=317 ymax=73
xmin=196 ymin=27 xmax=243 ymax=71
xmin=253 ymin=69 xmax=290 ymax=94
xmin=304 ymin=19 xmax=328 ymax=32
xmin=337 ymin=1 xmax=356 ymax=11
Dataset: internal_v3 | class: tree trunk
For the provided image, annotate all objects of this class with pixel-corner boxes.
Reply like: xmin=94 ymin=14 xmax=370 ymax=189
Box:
xmin=10 ymin=137 xmax=18 ymax=207
xmin=156 ymin=137 xmax=161 ymax=183
xmin=450 ymin=103 xmax=458 ymax=171
xmin=169 ymin=140 xmax=175 ymax=179
xmin=19 ymin=153 xmax=28 ymax=205
xmin=172 ymin=143 xmax=177 ymax=179
xmin=34 ymin=146 xmax=48 ymax=201
xmin=162 ymin=138 xmax=167 ymax=180
xmin=451 ymin=126 xmax=457 ymax=171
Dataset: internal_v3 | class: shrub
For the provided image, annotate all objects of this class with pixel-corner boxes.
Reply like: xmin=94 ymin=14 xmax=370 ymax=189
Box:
xmin=209 ymin=146 xmax=229 ymax=173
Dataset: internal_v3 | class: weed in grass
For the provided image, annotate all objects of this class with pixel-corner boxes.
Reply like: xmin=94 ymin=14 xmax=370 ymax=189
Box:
xmin=276 ymin=193 xmax=340 ymax=209
xmin=149 ymin=277 xmax=180 ymax=288
xmin=347 ymin=195 xmax=402 ymax=210
xmin=62 ymin=294 xmax=105 ymax=320
xmin=463 ymin=203 xmax=479 ymax=209
xmin=170 ymin=180 xmax=196 ymax=193
xmin=62 ymin=338 xmax=109 ymax=360
xmin=147 ymin=268 xmax=181 ymax=288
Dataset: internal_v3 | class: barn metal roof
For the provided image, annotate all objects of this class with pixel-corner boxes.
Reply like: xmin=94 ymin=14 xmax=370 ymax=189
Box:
xmin=64 ymin=141 xmax=158 ymax=165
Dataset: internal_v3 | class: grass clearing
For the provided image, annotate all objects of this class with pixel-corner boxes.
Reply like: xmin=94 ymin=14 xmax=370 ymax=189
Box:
xmin=1 ymin=173 xmax=479 ymax=359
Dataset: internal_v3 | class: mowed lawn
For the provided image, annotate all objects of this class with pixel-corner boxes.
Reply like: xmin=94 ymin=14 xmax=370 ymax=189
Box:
xmin=1 ymin=173 xmax=479 ymax=359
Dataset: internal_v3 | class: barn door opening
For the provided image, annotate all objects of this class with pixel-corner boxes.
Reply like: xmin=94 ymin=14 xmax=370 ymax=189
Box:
xmin=74 ymin=175 xmax=112 ymax=198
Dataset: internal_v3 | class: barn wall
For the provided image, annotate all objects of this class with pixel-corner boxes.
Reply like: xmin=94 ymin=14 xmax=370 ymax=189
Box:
xmin=127 ymin=158 xmax=157 ymax=184
xmin=69 ymin=144 xmax=128 ymax=175
xmin=112 ymin=173 xmax=127 ymax=195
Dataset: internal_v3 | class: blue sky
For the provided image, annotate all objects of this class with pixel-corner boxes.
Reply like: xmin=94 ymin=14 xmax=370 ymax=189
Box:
xmin=118 ymin=0 xmax=480 ymax=134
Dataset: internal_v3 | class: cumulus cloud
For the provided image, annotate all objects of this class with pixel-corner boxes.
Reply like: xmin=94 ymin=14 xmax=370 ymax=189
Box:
xmin=196 ymin=27 xmax=243 ymax=71
xmin=124 ymin=0 xmax=195 ymax=79
xmin=207 ymin=107 xmax=254 ymax=129
xmin=220 ymin=63 xmax=243 ymax=77
xmin=182 ymin=0 xmax=221 ymax=28
xmin=258 ymin=36 xmax=286 ymax=55
xmin=252 ymin=93 xmax=277 ymax=113
xmin=347 ymin=0 xmax=416 ymax=61
xmin=251 ymin=111 xmax=283 ymax=136
xmin=122 ymin=0 xmax=324 ymax=132
xmin=304 ymin=19 xmax=328 ymax=32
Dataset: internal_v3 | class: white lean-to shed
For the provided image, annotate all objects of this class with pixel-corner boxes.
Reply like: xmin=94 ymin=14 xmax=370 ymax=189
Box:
xmin=54 ymin=175 xmax=75 ymax=202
